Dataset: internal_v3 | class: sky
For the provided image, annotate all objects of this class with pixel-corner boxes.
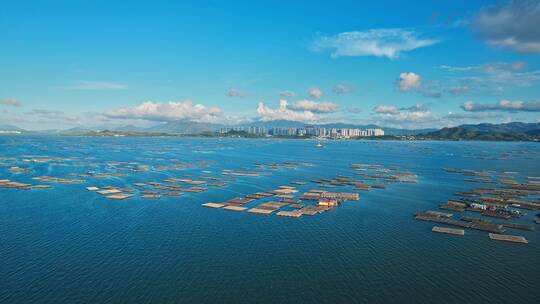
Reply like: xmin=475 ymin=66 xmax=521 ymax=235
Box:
xmin=1 ymin=0 xmax=539 ymax=130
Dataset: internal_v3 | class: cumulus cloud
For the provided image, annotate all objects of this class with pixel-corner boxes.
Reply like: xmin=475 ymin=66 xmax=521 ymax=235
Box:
xmin=27 ymin=109 xmax=80 ymax=122
xmin=312 ymin=29 xmax=438 ymax=59
xmin=226 ymin=88 xmax=245 ymax=98
xmin=461 ymin=100 xmax=540 ymax=112
xmin=289 ymin=100 xmax=338 ymax=113
xmin=69 ymin=81 xmax=128 ymax=90
xmin=439 ymin=61 xmax=540 ymax=95
xmin=256 ymin=100 xmax=318 ymax=122
xmin=370 ymin=102 xmax=520 ymax=129
xmin=373 ymin=105 xmax=398 ymax=114
xmin=279 ymin=90 xmax=296 ymax=98
xmin=471 ymin=1 xmax=540 ymax=53
xmin=333 ymin=84 xmax=353 ymax=95
xmin=105 ymin=101 xmax=225 ymax=123
xmin=397 ymin=72 xmax=422 ymax=91
xmin=396 ymin=72 xmax=441 ymax=98
xmin=307 ymin=87 xmax=323 ymax=99
xmin=378 ymin=110 xmax=433 ymax=122
xmin=369 ymin=103 xmax=439 ymax=128
xmin=0 ymin=98 xmax=21 ymax=107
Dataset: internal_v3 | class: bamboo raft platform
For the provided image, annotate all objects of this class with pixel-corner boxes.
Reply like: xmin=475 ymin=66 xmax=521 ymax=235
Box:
xmin=432 ymin=226 xmax=465 ymax=236
xmin=106 ymin=193 xmax=133 ymax=200
xmin=30 ymin=185 xmax=52 ymax=189
xmin=202 ymin=202 xmax=225 ymax=208
xmin=502 ymin=223 xmax=535 ymax=231
xmin=424 ymin=211 xmax=453 ymax=218
xmin=222 ymin=205 xmax=247 ymax=212
xmin=300 ymin=205 xmax=330 ymax=215
xmin=141 ymin=194 xmax=161 ymax=199
xmin=97 ymin=189 xmax=122 ymax=195
xmin=248 ymin=208 xmax=275 ymax=214
xmin=439 ymin=204 xmax=466 ymax=212
xmin=276 ymin=210 xmax=303 ymax=218
xmin=489 ymin=233 xmax=528 ymax=244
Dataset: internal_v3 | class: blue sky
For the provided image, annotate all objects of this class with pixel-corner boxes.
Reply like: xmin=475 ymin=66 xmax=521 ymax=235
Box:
xmin=1 ymin=0 xmax=539 ymax=130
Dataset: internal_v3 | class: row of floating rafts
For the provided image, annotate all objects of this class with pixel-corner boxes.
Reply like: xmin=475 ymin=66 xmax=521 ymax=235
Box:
xmin=202 ymin=186 xmax=360 ymax=217
xmin=7 ymin=166 xmax=31 ymax=173
xmin=0 ymin=179 xmax=52 ymax=189
xmin=439 ymin=199 xmax=527 ymax=218
xmin=85 ymin=175 xmax=236 ymax=200
xmin=431 ymin=225 xmax=528 ymax=243
xmin=416 ymin=206 xmax=534 ymax=243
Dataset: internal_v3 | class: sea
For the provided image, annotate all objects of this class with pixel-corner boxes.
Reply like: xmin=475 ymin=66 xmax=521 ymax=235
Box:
xmin=1 ymin=136 xmax=539 ymax=304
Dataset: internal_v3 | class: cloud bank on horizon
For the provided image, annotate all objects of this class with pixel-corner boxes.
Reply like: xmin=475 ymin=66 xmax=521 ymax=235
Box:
xmin=1 ymin=0 xmax=539 ymax=130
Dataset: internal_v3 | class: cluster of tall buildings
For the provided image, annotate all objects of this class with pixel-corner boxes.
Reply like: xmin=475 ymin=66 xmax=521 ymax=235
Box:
xmin=219 ymin=125 xmax=384 ymax=138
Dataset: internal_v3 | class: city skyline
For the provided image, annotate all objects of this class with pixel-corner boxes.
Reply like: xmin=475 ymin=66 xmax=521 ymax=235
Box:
xmin=1 ymin=0 xmax=540 ymax=131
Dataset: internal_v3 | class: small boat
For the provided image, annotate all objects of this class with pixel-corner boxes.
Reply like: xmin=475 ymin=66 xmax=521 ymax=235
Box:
xmin=316 ymin=141 xmax=323 ymax=148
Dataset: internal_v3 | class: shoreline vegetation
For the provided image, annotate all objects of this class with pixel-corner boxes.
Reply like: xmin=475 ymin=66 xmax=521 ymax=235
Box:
xmin=57 ymin=127 xmax=540 ymax=141
xmin=1 ymin=122 xmax=539 ymax=142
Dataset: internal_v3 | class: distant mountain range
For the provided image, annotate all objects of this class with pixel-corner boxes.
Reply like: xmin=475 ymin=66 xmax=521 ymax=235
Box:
xmin=52 ymin=120 xmax=436 ymax=136
xmin=2 ymin=121 xmax=539 ymax=141
xmin=0 ymin=124 xmax=25 ymax=132
xmin=456 ymin=122 xmax=540 ymax=133
xmin=421 ymin=122 xmax=540 ymax=141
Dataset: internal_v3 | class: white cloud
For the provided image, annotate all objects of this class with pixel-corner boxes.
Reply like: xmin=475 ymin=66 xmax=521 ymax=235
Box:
xmin=105 ymin=101 xmax=226 ymax=123
xmin=370 ymin=103 xmax=437 ymax=128
xmin=312 ymin=29 xmax=438 ymax=59
xmin=69 ymin=81 xmax=128 ymax=90
xmin=226 ymin=88 xmax=245 ymax=98
xmin=461 ymin=100 xmax=540 ymax=112
xmin=373 ymin=105 xmax=398 ymax=114
xmin=0 ymin=98 xmax=21 ymax=107
xmin=289 ymin=100 xmax=338 ymax=113
xmin=333 ymin=84 xmax=353 ymax=94
xmin=307 ymin=87 xmax=323 ymax=99
xmin=471 ymin=1 xmax=540 ymax=53
xmin=397 ymin=72 xmax=422 ymax=91
xmin=378 ymin=110 xmax=433 ymax=122
xmin=256 ymin=100 xmax=318 ymax=122
xmin=369 ymin=102 xmax=527 ymax=129
xmin=438 ymin=61 xmax=540 ymax=95
xmin=396 ymin=72 xmax=441 ymax=98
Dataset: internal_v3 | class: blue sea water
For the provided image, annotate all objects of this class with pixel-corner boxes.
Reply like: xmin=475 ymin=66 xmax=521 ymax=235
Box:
xmin=1 ymin=136 xmax=539 ymax=304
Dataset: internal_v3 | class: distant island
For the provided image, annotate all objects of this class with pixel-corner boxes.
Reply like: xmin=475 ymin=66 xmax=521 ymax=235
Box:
xmin=1 ymin=122 xmax=539 ymax=142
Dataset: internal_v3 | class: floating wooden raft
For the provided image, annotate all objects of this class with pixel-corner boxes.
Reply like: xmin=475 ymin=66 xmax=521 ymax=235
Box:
xmin=222 ymin=205 xmax=247 ymax=212
xmin=248 ymin=208 xmax=274 ymax=215
xmin=432 ymin=226 xmax=465 ymax=236
xmin=488 ymin=233 xmax=528 ymax=244
xmin=277 ymin=210 xmax=303 ymax=218
xmin=106 ymin=193 xmax=133 ymax=200
xmin=202 ymin=202 xmax=224 ymax=208
xmin=96 ymin=189 xmax=122 ymax=195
